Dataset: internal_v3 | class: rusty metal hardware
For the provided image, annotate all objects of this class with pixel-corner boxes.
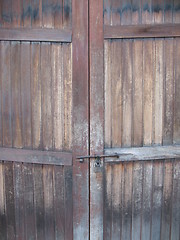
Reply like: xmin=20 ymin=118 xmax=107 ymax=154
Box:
xmin=76 ymin=153 xmax=119 ymax=165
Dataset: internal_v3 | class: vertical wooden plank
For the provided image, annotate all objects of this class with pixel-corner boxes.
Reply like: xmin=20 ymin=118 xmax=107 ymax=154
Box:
xmin=132 ymin=162 xmax=143 ymax=240
xmin=132 ymin=0 xmax=141 ymax=24
xmin=11 ymin=41 xmax=23 ymax=149
xmin=152 ymin=0 xmax=164 ymax=23
xmin=43 ymin=165 xmax=55 ymax=240
xmin=21 ymin=42 xmax=32 ymax=149
xmin=154 ymin=39 xmax=163 ymax=145
xmin=1 ymin=41 xmax=12 ymax=148
xmin=161 ymin=160 xmax=173 ymax=240
xmin=111 ymin=164 xmax=122 ymax=240
xmin=164 ymin=0 xmax=173 ymax=23
xmin=104 ymin=41 xmax=112 ymax=148
xmin=64 ymin=167 xmax=73 ymax=239
xmin=0 ymin=43 xmax=2 ymax=147
xmin=111 ymin=0 xmax=120 ymax=25
xmin=31 ymin=42 xmax=42 ymax=150
xmin=12 ymin=0 xmax=22 ymax=27
xmin=163 ymin=39 xmax=174 ymax=145
xmin=104 ymin=0 xmax=111 ymax=25
xmin=104 ymin=165 xmax=112 ymax=239
xmin=141 ymin=162 xmax=153 ymax=240
xmin=42 ymin=0 xmax=54 ymax=28
xmin=23 ymin=0 xmax=32 ymax=27
xmin=63 ymin=44 xmax=72 ymax=151
xmin=171 ymin=160 xmax=180 ymax=240
xmin=54 ymin=166 xmax=65 ymax=240
xmin=32 ymin=0 xmax=42 ymax=27
xmin=63 ymin=0 xmax=72 ymax=29
xmin=89 ymin=0 xmax=104 ymax=239
xmin=0 ymin=163 xmax=7 ymax=240
xmin=122 ymin=162 xmax=133 ymax=240
xmin=173 ymin=38 xmax=180 ymax=144
xmin=72 ymin=0 xmax=89 ymax=238
xmin=33 ymin=165 xmax=45 ymax=240
xmin=143 ymin=40 xmax=153 ymax=146
xmin=173 ymin=0 xmax=180 ymax=23
xmin=121 ymin=0 xmax=132 ymax=25
xmin=4 ymin=162 xmax=15 ymax=239
xmin=23 ymin=164 xmax=36 ymax=240
xmin=52 ymin=43 xmax=64 ymax=150
xmin=111 ymin=40 xmax=122 ymax=148
xmin=41 ymin=43 xmax=53 ymax=150
xmin=151 ymin=161 xmax=163 ymax=240
xmin=133 ymin=40 xmax=143 ymax=147
xmin=14 ymin=162 xmax=25 ymax=240
xmin=54 ymin=0 xmax=63 ymax=29
xmin=122 ymin=40 xmax=133 ymax=147
xmin=2 ymin=0 xmax=12 ymax=27
xmin=142 ymin=0 xmax=152 ymax=24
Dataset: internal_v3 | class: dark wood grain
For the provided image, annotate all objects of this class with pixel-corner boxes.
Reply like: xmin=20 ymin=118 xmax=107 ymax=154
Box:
xmin=0 ymin=147 xmax=72 ymax=166
xmin=0 ymin=162 xmax=6 ymax=240
xmin=104 ymin=24 xmax=180 ymax=39
xmin=0 ymin=28 xmax=72 ymax=42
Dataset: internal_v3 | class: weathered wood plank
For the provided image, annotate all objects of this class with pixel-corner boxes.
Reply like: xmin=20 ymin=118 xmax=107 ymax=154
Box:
xmin=52 ymin=43 xmax=64 ymax=150
xmin=1 ymin=41 xmax=12 ymax=147
xmin=43 ymin=165 xmax=55 ymax=240
xmin=132 ymin=0 xmax=141 ymax=24
xmin=23 ymin=0 xmax=32 ymax=27
xmin=0 ymin=162 xmax=6 ymax=240
xmin=152 ymin=0 xmax=164 ymax=23
xmin=171 ymin=160 xmax=180 ymax=240
xmin=173 ymin=0 xmax=180 ymax=23
xmin=54 ymin=166 xmax=65 ymax=240
xmin=0 ymin=43 xmax=2 ymax=147
xmin=63 ymin=44 xmax=72 ymax=151
xmin=14 ymin=162 xmax=25 ymax=240
xmin=161 ymin=160 xmax=173 ymax=240
xmin=122 ymin=40 xmax=133 ymax=147
xmin=154 ymin=39 xmax=163 ymax=145
xmin=63 ymin=0 xmax=72 ymax=29
xmin=132 ymin=40 xmax=143 ymax=147
xmin=0 ymin=147 xmax=72 ymax=165
xmin=54 ymin=0 xmax=63 ymax=29
xmin=31 ymin=0 xmax=42 ymax=27
xmin=173 ymin=38 xmax=180 ymax=144
xmin=21 ymin=42 xmax=32 ymax=148
xmin=104 ymin=0 xmax=111 ymax=25
xmin=132 ymin=162 xmax=143 ymax=240
xmin=11 ymin=41 xmax=23 ymax=148
xmin=164 ymin=0 xmax=173 ymax=23
xmin=2 ymin=0 xmax=12 ymax=27
xmin=163 ymin=39 xmax=174 ymax=145
xmin=121 ymin=0 xmax=132 ymax=25
xmin=33 ymin=165 xmax=45 ymax=240
xmin=111 ymin=0 xmax=120 ymax=25
xmin=142 ymin=0 xmax=152 ymax=24
xmin=12 ymin=0 xmax=22 ymax=27
xmin=41 ymin=43 xmax=53 ymax=150
xmin=151 ymin=161 xmax=163 ymax=240
xmin=111 ymin=40 xmax=122 ymax=148
xmin=143 ymin=39 xmax=153 ymax=146
xmin=0 ymin=28 xmax=72 ymax=42
xmin=4 ymin=162 xmax=15 ymax=239
xmin=31 ymin=42 xmax=42 ymax=150
xmin=42 ymin=0 xmax=54 ymax=28
xmin=104 ymin=24 xmax=180 ymax=39
xmin=105 ymin=145 xmax=180 ymax=162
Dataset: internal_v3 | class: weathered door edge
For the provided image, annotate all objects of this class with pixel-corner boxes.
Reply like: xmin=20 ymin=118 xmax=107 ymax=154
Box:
xmin=72 ymin=0 xmax=89 ymax=239
xmin=89 ymin=0 xmax=104 ymax=239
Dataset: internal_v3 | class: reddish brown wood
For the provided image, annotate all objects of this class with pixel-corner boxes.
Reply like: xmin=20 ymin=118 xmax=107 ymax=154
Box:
xmin=0 ymin=147 xmax=72 ymax=166
xmin=104 ymin=24 xmax=180 ymax=39
xmin=0 ymin=28 xmax=72 ymax=42
xmin=72 ymin=0 xmax=89 ymax=238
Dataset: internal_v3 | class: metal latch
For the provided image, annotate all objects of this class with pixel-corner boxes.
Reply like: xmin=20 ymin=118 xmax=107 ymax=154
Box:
xmin=76 ymin=153 xmax=119 ymax=167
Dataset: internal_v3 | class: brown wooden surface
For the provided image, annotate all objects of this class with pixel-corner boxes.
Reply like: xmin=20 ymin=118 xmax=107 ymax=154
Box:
xmin=72 ymin=0 xmax=89 ymax=239
xmin=0 ymin=28 xmax=72 ymax=42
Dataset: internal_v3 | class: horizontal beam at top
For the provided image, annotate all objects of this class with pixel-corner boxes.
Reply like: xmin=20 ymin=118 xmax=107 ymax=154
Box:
xmin=104 ymin=24 xmax=180 ymax=39
xmin=0 ymin=28 xmax=72 ymax=42
xmin=105 ymin=145 xmax=180 ymax=163
xmin=0 ymin=147 xmax=72 ymax=166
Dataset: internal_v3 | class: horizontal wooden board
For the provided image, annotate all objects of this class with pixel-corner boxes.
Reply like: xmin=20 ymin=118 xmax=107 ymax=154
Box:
xmin=0 ymin=147 xmax=72 ymax=166
xmin=104 ymin=24 xmax=180 ymax=39
xmin=0 ymin=28 xmax=72 ymax=42
xmin=105 ymin=145 xmax=180 ymax=162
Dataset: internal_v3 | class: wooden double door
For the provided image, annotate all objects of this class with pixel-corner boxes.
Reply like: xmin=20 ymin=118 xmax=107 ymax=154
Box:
xmin=0 ymin=0 xmax=180 ymax=239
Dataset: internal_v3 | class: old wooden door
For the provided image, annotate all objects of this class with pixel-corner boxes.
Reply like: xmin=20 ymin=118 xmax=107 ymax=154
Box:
xmin=0 ymin=0 xmax=89 ymax=239
xmin=89 ymin=0 xmax=180 ymax=240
